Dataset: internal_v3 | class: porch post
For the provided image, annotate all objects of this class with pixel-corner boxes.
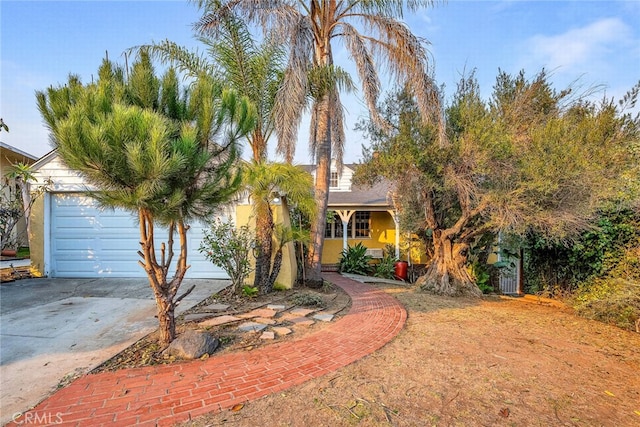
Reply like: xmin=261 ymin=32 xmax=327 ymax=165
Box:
xmin=336 ymin=210 xmax=355 ymax=252
xmin=387 ymin=209 xmax=400 ymax=259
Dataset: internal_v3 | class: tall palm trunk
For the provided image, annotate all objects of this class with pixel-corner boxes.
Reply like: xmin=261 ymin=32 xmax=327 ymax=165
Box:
xmin=306 ymin=92 xmax=333 ymax=287
xmin=305 ymin=13 xmax=334 ymax=287
xmin=253 ymin=202 xmax=274 ymax=293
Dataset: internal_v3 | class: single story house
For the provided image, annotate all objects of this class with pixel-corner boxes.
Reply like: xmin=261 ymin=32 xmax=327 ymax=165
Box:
xmin=302 ymin=160 xmax=418 ymax=267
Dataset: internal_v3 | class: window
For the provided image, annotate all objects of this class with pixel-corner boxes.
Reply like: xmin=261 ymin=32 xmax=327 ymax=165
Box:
xmin=329 ymin=171 xmax=339 ymax=188
xmin=324 ymin=211 xmax=370 ymax=239
xmin=325 ymin=213 xmax=346 ymax=238
xmin=354 ymin=211 xmax=371 ymax=237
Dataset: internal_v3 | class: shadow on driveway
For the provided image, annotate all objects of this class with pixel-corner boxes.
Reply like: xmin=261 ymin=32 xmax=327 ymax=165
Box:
xmin=0 ymin=277 xmax=230 ymax=424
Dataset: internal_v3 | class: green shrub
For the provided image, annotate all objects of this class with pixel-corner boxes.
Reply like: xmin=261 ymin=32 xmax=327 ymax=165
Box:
xmin=199 ymin=219 xmax=254 ymax=295
xmin=374 ymin=255 xmax=397 ymax=279
xmin=290 ymin=292 xmax=325 ymax=307
xmin=273 ymin=282 xmax=288 ymax=291
xmin=338 ymin=242 xmax=373 ymax=275
xmin=572 ymin=278 xmax=640 ymax=332
xmin=470 ymin=262 xmax=493 ymax=294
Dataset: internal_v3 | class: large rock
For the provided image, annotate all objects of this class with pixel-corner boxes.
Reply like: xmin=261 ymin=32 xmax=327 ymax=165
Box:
xmin=165 ymin=330 xmax=219 ymax=359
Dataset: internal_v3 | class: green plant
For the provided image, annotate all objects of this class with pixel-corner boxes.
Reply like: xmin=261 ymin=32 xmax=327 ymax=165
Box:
xmin=241 ymin=285 xmax=259 ymax=298
xmin=200 ymin=219 xmax=254 ymax=295
xmin=572 ymin=278 xmax=640 ymax=332
xmin=338 ymin=242 xmax=373 ymax=276
xmin=470 ymin=262 xmax=493 ymax=294
xmin=272 ymin=282 xmax=287 ymax=291
xmin=374 ymin=255 xmax=397 ymax=279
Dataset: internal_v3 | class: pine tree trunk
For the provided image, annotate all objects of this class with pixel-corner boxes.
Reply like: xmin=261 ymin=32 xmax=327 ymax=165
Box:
xmin=138 ymin=210 xmax=189 ymax=345
xmin=155 ymin=295 xmax=175 ymax=346
xmin=416 ymin=232 xmax=482 ymax=297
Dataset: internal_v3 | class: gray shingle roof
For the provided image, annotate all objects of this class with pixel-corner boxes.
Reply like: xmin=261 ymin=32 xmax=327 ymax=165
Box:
xmin=299 ymin=163 xmax=394 ymax=210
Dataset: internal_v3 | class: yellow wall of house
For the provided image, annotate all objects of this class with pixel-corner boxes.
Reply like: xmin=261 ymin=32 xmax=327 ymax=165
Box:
xmin=29 ymin=196 xmax=45 ymax=274
xmin=322 ymin=212 xmax=430 ymax=265
xmin=235 ymin=203 xmax=296 ymax=289
xmin=322 ymin=211 xmax=398 ymax=264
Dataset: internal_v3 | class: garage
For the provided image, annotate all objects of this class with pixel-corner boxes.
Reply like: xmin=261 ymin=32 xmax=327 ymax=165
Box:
xmin=49 ymin=193 xmax=228 ymax=279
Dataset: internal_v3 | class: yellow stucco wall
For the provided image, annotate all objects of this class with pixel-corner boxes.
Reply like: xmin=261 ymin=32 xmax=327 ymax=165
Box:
xmin=28 ymin=196 xmax=45 ymax=274
xmin=322 ymin=211 xmax=398 ymax=264
xmin=235 ymin=203 xmax=297 ymax=289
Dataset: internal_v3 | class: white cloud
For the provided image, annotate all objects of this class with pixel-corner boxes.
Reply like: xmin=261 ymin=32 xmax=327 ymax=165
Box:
xmin=522 ymin=18 xmax=635 ymax=75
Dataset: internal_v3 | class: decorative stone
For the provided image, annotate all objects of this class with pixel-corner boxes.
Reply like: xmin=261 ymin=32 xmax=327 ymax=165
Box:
xmin=289 ymin=308 xmax=315 ymax=317
xmin=254 ymin=317 xmax=277 ymax=325
xmin=313 ymin=313 xmax=334 ymax=322
xmin=266 ymin=304 xmax=286 ymax=311
xmin=204 ymin=303 xmax=230 ymax=312
xmin=238 ymin=322 xmax=268 ymax=332
xmin=260 ymin=331 xmax=275 ymax=340
xmin=199 ymin=315 xmax=241 ymax=327
xmin=182 ymin=313 xmax=214 ymax=322
xmin=238 ymin=312 xmax=259 ymax=319
xmin=289 ymin=317 xmax=315 ymax=326
xmin=246 ymin=308 xmax=277 ymax=318
xmin=165 ymin=330 xmax=219 ymax=360
xmin=272 ymin=327 xmax=292 ymax=336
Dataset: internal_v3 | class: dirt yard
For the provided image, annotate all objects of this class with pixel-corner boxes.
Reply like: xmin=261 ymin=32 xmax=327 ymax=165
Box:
xmin=179 ymin=283 xmax=640 ymax=427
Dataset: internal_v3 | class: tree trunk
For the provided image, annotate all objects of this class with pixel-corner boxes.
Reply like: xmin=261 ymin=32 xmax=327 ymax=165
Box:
xmin=253 ymin=203 xmax=274 ymax=294
xmin=138 ymin=210 xmax=189 ymax=345
xmin=416 ymin=231 xmax=482 ymax=297
xmin=155 ymin=295 xmax=175 ymax=345
xmin=269 ymin=247 xmax=284 ymax=287
xmin=305 ymin=94 xmax=332 ymax=288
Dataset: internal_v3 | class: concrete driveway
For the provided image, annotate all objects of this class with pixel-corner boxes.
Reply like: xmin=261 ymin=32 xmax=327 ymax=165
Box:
xmin=0 ymin=277 xmax=230 ymax=424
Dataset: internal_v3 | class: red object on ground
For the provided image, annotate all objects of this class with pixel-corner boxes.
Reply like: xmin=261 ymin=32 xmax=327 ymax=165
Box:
xmin=394 ymin=261 xmax=408 ymax=280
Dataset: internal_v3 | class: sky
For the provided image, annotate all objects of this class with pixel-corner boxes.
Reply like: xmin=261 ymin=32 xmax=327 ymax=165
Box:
xmin=1 ymin=0 xmax=639 ymax=165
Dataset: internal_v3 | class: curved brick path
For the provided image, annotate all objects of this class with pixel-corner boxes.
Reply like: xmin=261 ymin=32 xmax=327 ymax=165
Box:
xmin=8 ymin=274 xmax=406 ymax=427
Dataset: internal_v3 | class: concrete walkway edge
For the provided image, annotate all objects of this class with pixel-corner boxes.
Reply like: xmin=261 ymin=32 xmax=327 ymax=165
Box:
xmin=7 ymin=273 xmax=407 ymax=427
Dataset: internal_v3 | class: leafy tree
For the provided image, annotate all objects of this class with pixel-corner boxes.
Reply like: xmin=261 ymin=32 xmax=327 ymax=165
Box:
xmin=193 ymin=0 xmax=441 ymax=287
xmin=36 ymin=54 xmax=254 ymax=344
xmin=137 ymin=13 xmax=297 ymax=292
xmin=355 ymin=71 xmax=640 ymax=296
xmin=525 ymin=207 xmax=640 ymax=294
xmin=199 ymin=219 xmax=254 ymax=295
xmin=242 ymin=161 xmax=316 ymax=293
xmin=1 ymin=163 xmax=51 ymax=250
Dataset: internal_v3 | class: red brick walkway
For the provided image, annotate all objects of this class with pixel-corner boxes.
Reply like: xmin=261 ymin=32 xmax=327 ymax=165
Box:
xmin=8 ymin=274 xmax=406 ymax=426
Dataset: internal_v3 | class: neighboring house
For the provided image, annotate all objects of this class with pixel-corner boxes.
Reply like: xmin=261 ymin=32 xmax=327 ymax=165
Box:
xmin=302 ymin=160 xmax=411 ymax=267
xmin=29 ymin=151 xmax=231 ymax=279
xmin=1 ymin=142 xmax=38 ymax=250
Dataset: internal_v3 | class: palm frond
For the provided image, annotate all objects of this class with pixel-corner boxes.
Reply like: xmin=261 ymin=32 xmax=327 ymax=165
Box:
xmin=274 ymin=13 xmax=314 ymax=162
xmin=131 ymin=40 xmax=216 ymax=79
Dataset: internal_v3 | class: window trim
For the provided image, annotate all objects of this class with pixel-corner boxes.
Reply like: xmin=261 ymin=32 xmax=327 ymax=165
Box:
xmin=324 ymin=211 xmax=371 ymax=239
xmin=329 ymin=171 xmax=339 ymax=188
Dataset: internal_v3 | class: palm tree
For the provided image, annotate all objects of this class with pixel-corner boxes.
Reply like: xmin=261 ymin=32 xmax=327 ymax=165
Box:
xmin=243 ymin=162 xmax=316 ymax=293
xmin=193 ymin=0 xmax=442 ymax=286
xmin=137 ymin=16 xmax=293 ymax=292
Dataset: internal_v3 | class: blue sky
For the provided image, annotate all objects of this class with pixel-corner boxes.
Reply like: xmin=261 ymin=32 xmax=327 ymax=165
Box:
xmin=1 ymin=1 xmax=639 ymax=164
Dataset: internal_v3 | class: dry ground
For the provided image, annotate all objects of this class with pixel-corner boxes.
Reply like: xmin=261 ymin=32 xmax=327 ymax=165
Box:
xmin=178 ymin=283 xmax=640 ymax=427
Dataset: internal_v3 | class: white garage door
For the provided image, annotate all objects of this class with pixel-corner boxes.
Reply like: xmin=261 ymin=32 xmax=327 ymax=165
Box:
xmin=50 ymin=193 xmax=230 ymax=279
